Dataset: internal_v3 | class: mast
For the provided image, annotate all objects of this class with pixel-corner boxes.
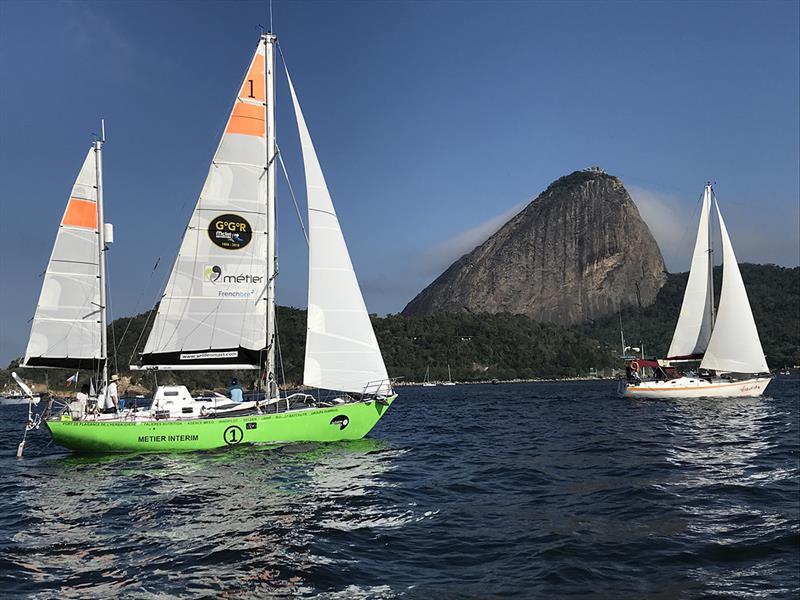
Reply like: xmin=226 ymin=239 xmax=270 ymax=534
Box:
xmin=265 ymin=33 xmax=278 ymax=398
xmin=707 ymin=182 xmax=716 ymax=327
xmin=95 ymin=120 xmax=108 ymax=387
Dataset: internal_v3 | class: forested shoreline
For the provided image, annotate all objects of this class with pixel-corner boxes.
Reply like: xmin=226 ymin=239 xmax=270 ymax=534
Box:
xmin=3 ymin=264 xmax=796 ymax=394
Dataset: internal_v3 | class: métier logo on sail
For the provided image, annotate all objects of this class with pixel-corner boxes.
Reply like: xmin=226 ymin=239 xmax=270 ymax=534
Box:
xmin=203 ymin=265 xmax=264 ymax=286
xmin=203 ymin=265 xmax=262 ymax=299
xmin=208 ymin=213 xmax=252 ymax=249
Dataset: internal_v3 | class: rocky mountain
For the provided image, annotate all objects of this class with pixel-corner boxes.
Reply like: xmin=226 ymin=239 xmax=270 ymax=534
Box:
xmin=403 ymin=168 xmax=667 ymax=325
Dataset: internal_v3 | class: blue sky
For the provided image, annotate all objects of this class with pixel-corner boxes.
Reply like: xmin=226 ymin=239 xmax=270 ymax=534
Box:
xmin=1 ymin=0 xmax=798 ymax=366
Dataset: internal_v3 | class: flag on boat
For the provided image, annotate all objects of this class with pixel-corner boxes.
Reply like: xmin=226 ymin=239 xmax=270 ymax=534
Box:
xmin=66 ymin=372 xmax=79 ymax=386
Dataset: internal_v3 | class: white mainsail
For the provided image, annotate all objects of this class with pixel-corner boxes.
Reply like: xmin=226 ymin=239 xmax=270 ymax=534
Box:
xmin=140 ymin=41 xmax=269 ymax=369
xmin=667 ymin=185 xmax=714 ymax=358
xmin=700 ymin=201 xmax=768 ymax=374
xmin=285 ymin=68 xmax=391 ymax=396
xmin=23 ymin=149 xmax=103 ymax=369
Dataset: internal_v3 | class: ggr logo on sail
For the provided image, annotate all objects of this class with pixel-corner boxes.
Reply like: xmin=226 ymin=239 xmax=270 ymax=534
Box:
xmin=207 ymin=213 xmax=253 ymax=249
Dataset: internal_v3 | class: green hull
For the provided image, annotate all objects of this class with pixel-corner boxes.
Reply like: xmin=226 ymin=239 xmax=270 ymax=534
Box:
xmin=46 ymin=396 xmax=395 ymax=453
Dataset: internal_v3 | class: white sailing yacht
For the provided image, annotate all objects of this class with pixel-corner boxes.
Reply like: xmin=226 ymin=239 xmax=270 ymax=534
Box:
xmin=622 ymin=183 xmax=771 ymax=399
xmin=422 ymin=366 xmax=436 ymax=387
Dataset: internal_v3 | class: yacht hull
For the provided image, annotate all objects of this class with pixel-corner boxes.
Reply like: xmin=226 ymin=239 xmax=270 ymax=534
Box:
xmin=46 ymin=396 xmax=395 ymax=453
xmin=621 ymin=377 xmax=771 ymax=399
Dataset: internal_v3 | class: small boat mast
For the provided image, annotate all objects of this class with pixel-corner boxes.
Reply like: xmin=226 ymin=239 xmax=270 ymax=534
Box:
xmin=95 ymin=119 xmax=109 ymax=391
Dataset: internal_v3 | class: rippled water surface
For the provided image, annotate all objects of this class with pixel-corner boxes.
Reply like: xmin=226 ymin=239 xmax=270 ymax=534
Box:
xmin=1 ymin=379 xmax=798 ymax=598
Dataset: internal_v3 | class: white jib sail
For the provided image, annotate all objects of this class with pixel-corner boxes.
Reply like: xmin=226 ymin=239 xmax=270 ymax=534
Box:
xmin=285 ymin=67 xmax=390 ymax=396
xmin=140 ymin=40 xmax=269 ymax=369
xmin=667 ymin=185 xmax=714 ymax=358
xmin=23 ymin=149 xmax=102 ymax=368
xmin=700 ymin=201 xmax=768 ymax=374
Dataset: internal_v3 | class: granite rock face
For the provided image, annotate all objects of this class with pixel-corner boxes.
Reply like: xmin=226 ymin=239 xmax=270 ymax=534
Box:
xmin=402 ymin=169 xmax=667 ymax=325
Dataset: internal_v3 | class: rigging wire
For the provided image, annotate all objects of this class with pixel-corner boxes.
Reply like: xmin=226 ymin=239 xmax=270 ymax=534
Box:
xmin=104 ymin=250 xmax=118 ymax=376
xmin=128 ymin=302 xmax=159 ymax=368
xmin=116 ymin=257 xmax=161 ymax=356
xmin=277 ymin=146 xmax=309 ymax=246
xmin=274 ymin=308 xmax=287 ymax=393
xmin=669 ymin=189 xmax=705 ymax=267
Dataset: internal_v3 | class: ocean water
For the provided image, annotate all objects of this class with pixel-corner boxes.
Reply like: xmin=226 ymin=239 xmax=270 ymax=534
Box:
xmin=0 ymin=379 xmax=798 ymax=599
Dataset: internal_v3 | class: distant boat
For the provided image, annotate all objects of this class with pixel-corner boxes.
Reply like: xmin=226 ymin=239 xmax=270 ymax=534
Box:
xmin=0 ymin=391 xmax=40 ymax=407
xmin=442 ymin=364 xmax=456 ymax=386
xmin=20 ymin=31 xmax=395 ymax=453
xmin=622 ymin=183 xmax=771 ymax=399
xmin=422 ymin=366 xmax=436 ymax=387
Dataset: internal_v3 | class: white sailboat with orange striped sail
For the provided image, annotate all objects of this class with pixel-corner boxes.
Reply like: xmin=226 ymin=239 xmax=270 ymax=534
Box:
xmin=21 ymin=126 xmax=111 ymax=382
xmin=13 ymin=127 xmax=111 ymax=454
xmin=40 ymin=32 xmax=395 ymax=453
xmin=622 ymin=183 xmax=771 ymax=399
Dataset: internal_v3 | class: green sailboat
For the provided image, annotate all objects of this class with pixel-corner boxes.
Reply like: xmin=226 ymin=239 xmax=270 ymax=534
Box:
xmin=24 ymin=32 xmax=396 ymax=453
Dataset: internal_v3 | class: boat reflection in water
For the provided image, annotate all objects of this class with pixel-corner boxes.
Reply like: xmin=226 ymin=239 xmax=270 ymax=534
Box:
xmin=10 ymin=439 xmax=419 ymax=597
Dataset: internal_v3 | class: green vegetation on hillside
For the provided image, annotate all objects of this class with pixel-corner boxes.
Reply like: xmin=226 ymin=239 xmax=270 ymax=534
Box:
xmin=581 ymin=264 xmax=800 ymax=368
xmin=4 ymin=264 xmax=796 ymax=394
xmin=3 ymin=308 xmax=619 ymax=393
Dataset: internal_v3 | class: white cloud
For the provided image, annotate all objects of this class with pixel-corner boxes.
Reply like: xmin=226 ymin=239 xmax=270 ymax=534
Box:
xmin=627 ymin=184 xmax=698 ymax=270
xmin=629 ymin=184 xmax=800 ymax=271
xmin=421 ymin=200 xmax=529 ymax=277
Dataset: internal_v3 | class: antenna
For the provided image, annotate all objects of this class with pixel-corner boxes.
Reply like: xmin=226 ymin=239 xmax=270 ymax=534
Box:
xmin=269 ymin=0 xmax=274 ymax=33
xmin=100 ymin=118 xmax=106 ymax=143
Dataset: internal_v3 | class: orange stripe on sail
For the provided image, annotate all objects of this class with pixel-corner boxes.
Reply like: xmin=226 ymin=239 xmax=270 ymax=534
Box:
xmin=62 ymin=198 xmax=97 ymax=229
xmin=226 ymin=102 xmax=265 ymax=137
xmin=239 ymin=53 xmax=265 ymax=102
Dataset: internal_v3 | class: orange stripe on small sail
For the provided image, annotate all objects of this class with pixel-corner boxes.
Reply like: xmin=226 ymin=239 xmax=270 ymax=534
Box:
xmin=62 ymin=198 xmax=97 ymax=229
xmin=226 ymin=102 xmax=265 ymax=137
xmin=238 ymin=53 xmax=265 ymax=102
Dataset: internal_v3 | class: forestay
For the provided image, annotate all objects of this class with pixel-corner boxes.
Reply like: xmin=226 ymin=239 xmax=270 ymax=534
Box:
xmin=285 ymin=67 xmax=390 ymax=396
xmin=140 ymin=40 xmax=269 ymax=369
xmin=700 ymin=202 xmax=768 ymax=374
xmin=23 ymin=149 xmax=103 ymax=370
xmin=667 ymin=185 xmax=714 ymax=358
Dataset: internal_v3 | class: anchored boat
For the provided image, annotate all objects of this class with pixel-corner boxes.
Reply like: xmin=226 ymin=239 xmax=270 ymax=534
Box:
xmin=0 ymin=392 xmax=40 ymax=407
xmin=621 ymin=183 xmax=771 ymax=399
xmin=24 ymin=32 xmax=395 ymax=452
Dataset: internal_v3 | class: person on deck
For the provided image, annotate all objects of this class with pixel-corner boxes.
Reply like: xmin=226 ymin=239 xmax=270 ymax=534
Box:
xmin=74 ymin=384 xmax=90 ymax=418
xmin=100 ymin=374 xmax=120 ymax=414
xmin=229 ymin=378 xmax=244 ymax=403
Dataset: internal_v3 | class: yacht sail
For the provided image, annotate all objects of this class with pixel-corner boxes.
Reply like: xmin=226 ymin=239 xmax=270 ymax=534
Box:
xmin=139 ymin=40 xmax=270 ymax=370
xmin=285 ymin=68 xmax=390 ymax=396
xmin=666 ymin=185 xmax=714 ymax=359
xmin=22 ymin=148 xmax=104 ymax=370
xmin=700 ymin=201 xmax=768 ymax=374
